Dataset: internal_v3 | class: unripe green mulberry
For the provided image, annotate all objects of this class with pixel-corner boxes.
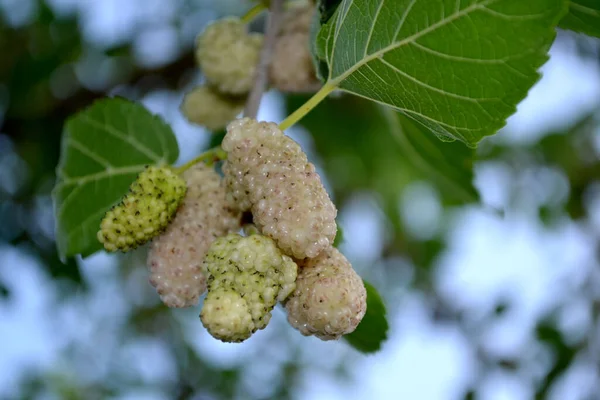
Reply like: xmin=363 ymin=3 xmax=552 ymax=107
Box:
xmin=284 ymin=247 xmax=367 ymax=340
xmin=200 ymin=289 xmax=254 ymax=342
xmin=201 ymin=233 xmax=298 ymax=342
xmin=195 ymin=18 xmax=263 ymax=95
xmin=222 ymin=118 xmax=337 ymax=259
xmin=181 ymin=85 xmax=245 ymax=131
xmin=269 ymin=32 xmax=320 ymax=93
xmin=147 ymin=164 xmax=241 ymax=308
xmin=97 ymin=166 xmax=186 ymax=252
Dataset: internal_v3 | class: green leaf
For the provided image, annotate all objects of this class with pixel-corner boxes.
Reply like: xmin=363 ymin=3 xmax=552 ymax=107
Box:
xmin=333 ymin=225 xmax=345 ymax=248
xmin=382 ymin=107 xmax=478 ymax=203
xmin=53 ymin=98 xmax=179 ymax=259
xmin=344 ymin=280 xmax=388 ymax=353
xmin=317 ymin=0 xmax=566 ymax=146
xmin=317 ymin=0 xmax=344 ymax=23
xmin=559 ymin=0 xmax=600 ymax=37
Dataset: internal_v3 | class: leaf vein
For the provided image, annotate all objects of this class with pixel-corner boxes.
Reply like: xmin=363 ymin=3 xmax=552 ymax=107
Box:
xmin=570 ymin=2 xmax=600 ymax=17
xmin=79 ymin=114 xmax=162 ymax=162
xmin=333 ymin=0 xmax=500 ymax=83
xmin=478 ymin=5 xmax=549 ymax=20
xmin=364 ymin=0 xmax=386 ymax=57
xmin=410 ymin=40 xmax=530 ymax=64
xmin=68 ymin=138 xmax=113 ymax=169
xmin=376 ymin=57 xmax=499 ymax=104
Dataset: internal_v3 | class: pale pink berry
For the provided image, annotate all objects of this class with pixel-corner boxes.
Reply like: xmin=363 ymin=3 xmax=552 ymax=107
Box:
xmin=147 ymin=164 xmax=241 ymax=308
xmin=285 ymin=247 xmax=367 ymax=340
xmin=222 ymin=118 xmax=337 ymax=259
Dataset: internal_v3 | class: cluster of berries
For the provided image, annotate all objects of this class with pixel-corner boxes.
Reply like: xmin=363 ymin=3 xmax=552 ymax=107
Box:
xmin=96 ymin=2 xmax=365 ymax=344
xmin=181 ymin=3 xmax=320 ymax=132
xmin=97 ymin=118 xmax=366 ymax=343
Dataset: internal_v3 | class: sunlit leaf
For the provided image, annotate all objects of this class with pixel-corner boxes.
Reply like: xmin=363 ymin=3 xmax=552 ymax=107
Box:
xmin=316 ymin=0 xmax=566 ymax=146
xmin=53 ymin=98 xmax=179 ymax=259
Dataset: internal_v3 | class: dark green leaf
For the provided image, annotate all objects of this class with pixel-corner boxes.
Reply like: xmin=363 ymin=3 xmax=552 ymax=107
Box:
xmin=559 ymin=0 xmax=600 ymax=37
xmin=318 ymin=0 xmax=344 ymax=23
xmin=344 ymin=280 xmax=388 ymax=353
xmin=383 ymin=108 xmax=478 ymax=203
xmin=317 ymin=0 xmax=566 ymax=146
xmin=333 ymin=225 xmax=344 ymax=248
xmin=53 ymin=98 xmax=180 ymax=259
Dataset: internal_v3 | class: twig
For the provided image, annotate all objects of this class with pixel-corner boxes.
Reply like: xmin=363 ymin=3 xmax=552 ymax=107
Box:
xmin=243 ymin=0 xmax=285 ymax=119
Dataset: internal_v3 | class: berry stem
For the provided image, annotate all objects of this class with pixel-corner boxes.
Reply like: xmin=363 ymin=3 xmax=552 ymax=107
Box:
xmin=278 ymin=83 xmax=336 ymax=131
xmin=241 ymin=3 xmax=266 ymax=24
xmin=174 ymin=146 xmax=227 ymax=174
xmin=244 ymin=0 xmax=285 ymax=119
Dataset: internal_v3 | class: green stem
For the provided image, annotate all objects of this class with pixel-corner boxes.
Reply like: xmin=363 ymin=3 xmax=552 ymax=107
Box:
xmin=174 ymin=147 xmax=227 ymax=174
xmin=278 ymin=83 xmax=336 ymax=131
xmin=243 ymin=224 xmax=260 ymax=236
xmin=241 ymin=3 xmax=266 ymax=24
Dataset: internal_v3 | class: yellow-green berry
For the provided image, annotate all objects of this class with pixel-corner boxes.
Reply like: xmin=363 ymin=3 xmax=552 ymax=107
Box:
xmin=97 ymin=166 xmax=186 ymax=252
xmin=195 ymin=18 xmax=263 ymax=95
xmin=180 ymin=85 xmax=246 ymax=131
xmin=200 ymin=289 xmax=254 ymax=342
xmin=201 ymin=233 xmax=298 ymax=342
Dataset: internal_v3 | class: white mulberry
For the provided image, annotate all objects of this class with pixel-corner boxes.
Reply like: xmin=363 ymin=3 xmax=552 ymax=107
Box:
xmin=181 ymin=85 xmax=245 ymax=131
xmin=97 ymin=166 xmax=186 ymax=252
xmin=285 ymin=247 xmax=367 ymax=340
xmin=222 ymin=118 xmax=337 ymax=259
xmin=195 ymin=18 xmax=263 ymax=95
xmin=269 ymin=32 xmax=320 ymax=93
xmin=147 ymin=164 xmax=241 ymax=308
xmin=201 ymin=233 xmax=297 ymax=341
xmin=280 ymin=4 xmax=315 ymax=36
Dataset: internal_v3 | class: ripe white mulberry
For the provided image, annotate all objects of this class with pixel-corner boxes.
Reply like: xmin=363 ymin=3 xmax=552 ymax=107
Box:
xmin=280 ymin=3 xmax=314 ymax=35
xmin=146 ymin=164 xmax=241 ymax=308
xmin=201 ymin=233 xmax=298 ymax=342
xmin=181 ymin=85 xmax=245 ymax=131
xmin=269 ymin=32 xmax=320 ymax=93
xmin=195 ymin=18 xmax=263 ymax=95
xmin=269 ymin=4 xmax=319 ymax=93
xmin=97 ymin=166 xmax=186 ymax=252
xmin=284 ymin=247 xmax=367 ymax=340
xmin=222 ymin=118 xmax=337 ymax=259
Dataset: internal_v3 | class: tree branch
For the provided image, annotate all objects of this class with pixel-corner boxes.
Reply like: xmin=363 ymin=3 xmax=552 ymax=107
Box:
xmin=243 ymin=0 xmax=285 ymax=119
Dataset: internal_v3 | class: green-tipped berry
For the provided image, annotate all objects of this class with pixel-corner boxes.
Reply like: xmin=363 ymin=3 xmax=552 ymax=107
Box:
xmin=97 ymin=166 xmax=186 ymax=252
xmin=201 ymin=233 xmax=298 ymax=342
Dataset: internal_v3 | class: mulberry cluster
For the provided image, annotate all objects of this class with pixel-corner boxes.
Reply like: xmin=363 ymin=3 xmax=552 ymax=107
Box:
xmin=222 ymin=118 xmax=337 ymax=259
xmin=200 ymin=233 xmax=297 ymax=342
xmin=146 ymin=164 xmax=241 ymax=308
xmin=98 ymin=166 xmax=186 ymax=252
xmin=285 ymin=247 xmax=367 ymax=340
xmin=269 ymin=4 xmax=320 ymax=92
xmin=195 ymin=17 xmax=263 ymax=95
xmin=180 ymin=85 xmax=245 ymax=131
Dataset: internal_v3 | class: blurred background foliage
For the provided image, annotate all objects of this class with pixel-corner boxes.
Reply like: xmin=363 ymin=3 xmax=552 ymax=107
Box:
xmin=0 ymin=1 xmax=599 ymax=399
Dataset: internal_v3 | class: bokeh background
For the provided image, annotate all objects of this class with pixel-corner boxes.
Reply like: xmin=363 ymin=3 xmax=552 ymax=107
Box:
xmin=1 ymin=0 xmax=599 ymax=399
